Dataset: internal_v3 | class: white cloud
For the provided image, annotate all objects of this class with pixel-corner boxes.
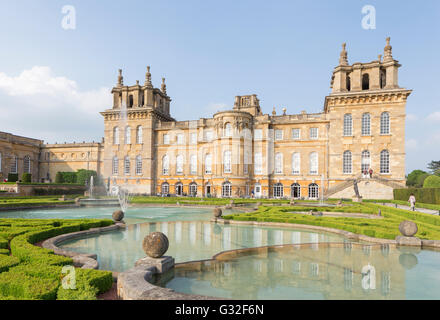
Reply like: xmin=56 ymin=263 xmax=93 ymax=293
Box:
xmin=0 ymin=66 xmax=111 ymax=143
xmin=427 ymin=111 xmax=440 ymax=122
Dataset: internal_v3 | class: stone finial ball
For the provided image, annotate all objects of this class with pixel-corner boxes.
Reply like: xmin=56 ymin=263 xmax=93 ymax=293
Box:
xmin=213 ymin=208 xmax=223 ymax=218
xmin=399 ymin=220 xmax=418 ymax=237
xmin=112 ymin=210 xmax=124 ymax=222
xmin=142 ymin=232 xmax=169 ymax=258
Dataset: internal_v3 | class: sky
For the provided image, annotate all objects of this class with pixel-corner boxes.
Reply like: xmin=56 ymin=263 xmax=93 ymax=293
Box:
xmin=0 ymin=0 xmax=439 ymax=173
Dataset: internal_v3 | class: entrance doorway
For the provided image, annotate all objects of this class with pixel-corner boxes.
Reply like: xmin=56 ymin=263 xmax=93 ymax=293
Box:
xmin=254 ymin=184 xmax=262 ymax=198
xmin=205 ymin=185 xmax=212 ymax=197
xmin=175 ymin=183 xmax=183 ymax=196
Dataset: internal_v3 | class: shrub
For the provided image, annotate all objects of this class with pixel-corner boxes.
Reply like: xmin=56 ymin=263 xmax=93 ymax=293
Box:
xmin=55 ymin=172 xmax=77 ymax=184
xmin=21 ymin=173 xmax=32 ymax=183
xmin=0 ymin=256 xmax=19 ymax=273
xmin=7 ymin=174 xmax=18 ymax=183
xmin=406 ymin=170 xmax=428 ymax=187
xmin=424 ymin=175 xmax=440 ymax=188
xmin=76 ymin=170 xmax=98 ymax=186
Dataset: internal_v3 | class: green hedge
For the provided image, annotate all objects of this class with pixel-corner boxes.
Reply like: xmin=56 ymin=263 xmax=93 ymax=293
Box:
xmin=55 ymin=172 xmax=78 ymax=184
xmin=33 ymin=187 xmax=85 ymax=196
xmin=394 ymin=188 xmax=440 ymax=205
xmin=7 ymin=174 xmax=18 ymax=183
xmin=21 ymin=173 xmax=31 ymax=183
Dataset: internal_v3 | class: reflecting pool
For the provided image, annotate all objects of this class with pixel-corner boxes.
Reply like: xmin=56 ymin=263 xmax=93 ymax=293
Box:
xmin=158 ymin=244 xmax=440 ymax=300
xmin=59 ymin=221 xmax=349 ymax=272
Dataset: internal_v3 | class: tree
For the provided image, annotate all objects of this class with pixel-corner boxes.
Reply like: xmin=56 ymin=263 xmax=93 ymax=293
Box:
xmin=427 ymin=160 xmax=440 ymax=174
xmin=406 ymin=170 xmax=428 ymax=187
xmin=423 ymin=175 xmax=440 ymax=188
xmin=417 ymin=173 xmax=430 ymax=188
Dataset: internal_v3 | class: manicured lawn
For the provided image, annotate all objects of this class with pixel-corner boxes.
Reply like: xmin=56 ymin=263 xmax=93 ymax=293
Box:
xmin=0 ymin=196 xmax=78 ymax=208
xmin=0 ymin=218 xmax=114 ymax=300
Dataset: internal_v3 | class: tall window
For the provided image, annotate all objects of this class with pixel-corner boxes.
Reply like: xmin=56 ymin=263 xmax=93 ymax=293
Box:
xmin=273 ymin=183 xmax=284 ymax=198
xmin=308 ymin=183 xmax=319 ymax=199
xmin=205 ymin=154 xmax=212 ymax=174
xmin=223 ymin=151 xmax=232 ymax=173
xmin=343 ymin=114 xmax=352 ymax=136
xmin=380 ymin=150 xmax=390 ymax=174
xmin=162 ymin=155 xmax=169 ymax=175
xmin=189 ymin=183 xmax=197 ymax=196
xmin=222 ymin=182 xmax=232 ymax=197
xmin=112 ymin=156 xmax=118 ymax=175
xmin=292 ymin=128 xmax=301 ymax=140
xmin=254 ymin=129 xmax=262 ymax=140
xmin=275 ymin=153 xmax=283 ymax=174
xmin=136 ymin=126 xmax=143 ymax=144
xmin=163 ymin=134 xmax=170 ymax=144
xmin=113 ymin=127 xmax=119 ymax=145
xmin=275 ymin=130 xmax=283 ymax=141
xmin=346 ymin=75 xmax=351 ymax=91
xmin=362 ymin=74 xmax=370 ymax=90
xmin=135 ymin=155 xmax=142 ymax=175
xmin=291 ymin=183 xmax=301 ymax=199
xmin=361 ymin=151 xmax=371 ymax=173
xmin=224 ymin=123 xmax=232 ymax=137
xmin=380 ymin=112 xmax=390 ymax=134
xmin=343 ymin=151 xmax=352 ymax=174
xmin=190 ymin=154 xmax=197 ymax=174
xmin=310 ymin=128 xmax=318 ymax=140
xmin=292 ymin=153 xmax=300 ymax=174
xmin=177 ymin=134 xmax=184 ymax=145
xmin=254 ymin=152 xmax=263 ymax=174
xmin=309 ymin=152 xmax=318 ymax=175
xmin=23 ymin=155 xmax=31 ymax=174
xmin=128 ymin=94 xmax=133 ymax=107
xmin=362 ymin=113 xmax=371 ymax=136
xmin=161 ymin=183 xmax=169 ymax=195
xmin=125 ymin=126 xmax=131 ymax=144
xmin=243 ymin=150 xmax=250 ymax=174
xmin=10 ymin=155 xmax=18 ymax=174
xmin=124 ymin=156 xmax=130 ymax=175
xmin=176 ymin=155 xmax=184 ymax=174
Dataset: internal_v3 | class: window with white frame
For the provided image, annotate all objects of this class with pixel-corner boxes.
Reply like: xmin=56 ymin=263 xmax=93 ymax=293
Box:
xmin=243 ymin=150 xmax=250 ymax=174
xmin=223 ymin=151 xmax=232 ymax=173
xmin=291 ymin=183 xmax=301 ymax=199
xmin=310 ymin=127 xmax=318 ymax=140
xmin=112 ymin=156 xmax=118 ymax=175
xmin=190 ymin=132 xmax=197 ymax=144
xmin=135 ymin=155 xmax=142 ymax=175
xmin=343 ymin=114 xmax=352 ymax=136
xmin=163 ymin=134 xmax=170 ymax=144
xmin=273 ymin=183 xmax=284 ymax=198
xmin=124 ymin=156 xmax=130 ymax=175
xmin=161 ymin=183 xmax=169 ymax=195
xmin=362 ymin=113 xmax=371 ymax=136
xmin=275 ymin=153 xmax=283 ymax=174
xmin=292 ymin=128 xmax=301 ymax=140
xmin=308 ymin=183 xmax=319 ymax=199
xmin=380 ymin=150 xmax=390 ymax=174
xmin=222 ymin=182 xmax=232 ymax=197
xmin=23 ymin=155 xmax=31 ymax=174
xmin=125 ymin=126 xmax=131 ymax=144
xmin=254 ymin=153 xmax=263 ymax=174
xmin=113 ymin=127 xmax=119 ymax=145
xmin=224 ymin=123 xmax=232 ymax=137
xmin=136 ymin=126 xmax=143 ymax=144
xmin=380 ymin=112 xmax=390 ymax=134
xmin=309 ymin=152 xmax=318 ymax=175
xmin=177 ymin=134 xmax=184 ymax=145
xmin=162 ymin=155 xmax=169 ymax=175
xmin=189 ymin=183 xmax=197 ymax=196
xmin=343 ymin=151 xmax=352 ymax=174
xmin=361 ymin=150 xmax=370 ymax=173
xmin=205 ymin=154 xmax=212 ymax=174
xmin=10 ymin=155 xmax=18 ymax=174
xmin=190 ymin=154 xmax=197 ymax=175
xmin=176 ymin=155 xmax=184 ymax=174
xmin=275 ymin=129 xmax=283 ymax=141
xmin=292 ymin=152 xmax=300 ymax=174
xmin=254 ymin=129 xmax=262 ymax=140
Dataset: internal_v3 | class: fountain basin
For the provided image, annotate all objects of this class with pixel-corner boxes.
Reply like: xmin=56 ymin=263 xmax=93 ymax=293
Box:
xmin=78 ymin=198 xmax=120 ymax=207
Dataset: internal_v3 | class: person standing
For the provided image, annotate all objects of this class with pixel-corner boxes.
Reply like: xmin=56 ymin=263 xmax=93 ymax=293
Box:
xmin=368 ymin=168 xmax=373 ymax=178
xmin=408 ymin=194 xmax=416 ymax=211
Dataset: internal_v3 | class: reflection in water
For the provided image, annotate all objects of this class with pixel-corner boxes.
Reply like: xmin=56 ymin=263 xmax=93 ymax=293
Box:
xmin=158 ymin=245 xmax=440 ymax=300
xmin=59 ymin=221 xmax=348 ymax=272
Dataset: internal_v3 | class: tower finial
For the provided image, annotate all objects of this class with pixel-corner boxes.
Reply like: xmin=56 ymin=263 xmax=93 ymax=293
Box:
xmin=383 ymin=37 xmax=393 ymax=62
xmin=272 ymin=106 xmax=276 ymax=116
xmin=117 ymin=69 xmax=123 ymax=86
xmin=161 ymin=77 xmax=167 ymax=95
xmin=339 ymin=42 xmax=348 ymax=66
xmin=145 ymin=66 xmax=153 ymax=88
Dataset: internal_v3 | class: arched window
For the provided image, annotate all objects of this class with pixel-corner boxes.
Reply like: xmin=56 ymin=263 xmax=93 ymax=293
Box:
xmin=140 ymin=93 xmax=144 ymax=106
xmin=161 ymin=182 xmax=169 ymax=195
xmin=292 ymin=153 xmax=300 ymax=175
xmin=10 ymin=155 xmax=18 ymax=174
xmin=291 ymin=183 xmax=301 ymax=199
xmin=136 ymin=126 xmax=143 ymax=144
xmin=254 ymin=152 xmax=262 ymax=174
xmin=308 ymin=183 xmax=319 ymax=199
xmin=380 ymin=112 xmax=390 ymax=134
xmin=112 ymin=156 xmax=119 ymax=175
xmin=135 ymin=155 xmax=142 ymax=175
xmin=162 ymin=155 xmax=169 ymax=175
xmin=346 ymin=75 xmax=351 ymax=91
xmin=224 ymin=123 xmax=232 ymax=137
xmin=275 ymin=153 xmax=283 ymax=174
xmin=273 ymin=183 xmax=284 ymax=198
xmin=380 ymin=70 xmax=386 ymax=89
xmin=176 ymin=155 xmax=184 ymax=174
xmin=343 ymin=151 xmax=352 ymax=174
xmin=362 ymin=74 xmax=370 ymax=90
xmin=380 ymin=150 xmax=390 ymax=174
xmin=222 ymin=181 xmax=232 ymax=198
xmin=362 ymin=113 xmax=371 ymax=136
xmin=125 ymin=126 xmax=131 ymax=144
xmin=189 ymin=182 xmax=197 ymax=197
xmin=310 ymin=152 xmax=318 ymax=175
xmin=23 ymin=155 xmax=31 ymax=174
xmin=124 ymin=156 xmax=130 ymax=175
xmin=113 ymin=127 xmax=119 ymax=145
xmin=361 ymin=151 xmax=371 ymax=173
xmin=343 ymin=114 xmax=352 ymax=136
xmin=205 ymin=154 xmax=212 ymax=174
xmin=190 ymin=154 xmax=197 ymax=175
xmin=223 ymin=150 xmax=232 ymax=173
xmin=128 ymin=94 xmax=133 ymax=108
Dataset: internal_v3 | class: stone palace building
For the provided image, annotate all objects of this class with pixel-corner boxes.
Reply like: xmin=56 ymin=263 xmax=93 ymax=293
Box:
xmin=0 ymin=38 xmax=411 ymax=199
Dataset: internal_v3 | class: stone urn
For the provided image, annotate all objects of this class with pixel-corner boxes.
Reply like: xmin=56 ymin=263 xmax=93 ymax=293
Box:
xmin=213 ymin=208 xmax=222 ymax=218
xmin=142 ymin=232 xmax=169 ymax=258
xmin=112 ymin=210 xmax=124 ymax=222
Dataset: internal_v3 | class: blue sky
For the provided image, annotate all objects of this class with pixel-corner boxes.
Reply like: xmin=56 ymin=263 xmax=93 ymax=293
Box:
xmin=0 ymin=0 xmax=439 ymax=173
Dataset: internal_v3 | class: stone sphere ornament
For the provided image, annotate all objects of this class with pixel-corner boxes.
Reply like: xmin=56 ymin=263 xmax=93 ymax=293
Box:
xmin=213 ymin=208 xmax=222 ymax=218
xmin=142 ymin=232 xmax=169 ymax=258
xmin=112 ymin=210 xmax=124 ymax=222
xmin=399 ymin=220 xmax=418 ymax=237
